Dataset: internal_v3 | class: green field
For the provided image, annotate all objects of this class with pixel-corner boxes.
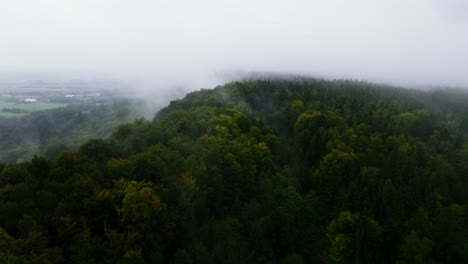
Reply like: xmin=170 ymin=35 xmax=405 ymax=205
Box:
xmin=0 ymin=101 xmax=67 ymax=117
xmin=0 ymin=112 xmax=27 ymax=118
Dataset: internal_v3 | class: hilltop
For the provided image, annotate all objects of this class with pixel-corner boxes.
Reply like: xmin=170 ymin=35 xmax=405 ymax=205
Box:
xmin=0 ymin=79 xmax=467 ymax=263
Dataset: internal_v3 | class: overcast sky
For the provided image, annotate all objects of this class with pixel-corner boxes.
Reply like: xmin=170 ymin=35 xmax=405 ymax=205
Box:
xmin=1 ymin=0 xmax=467 ymax=91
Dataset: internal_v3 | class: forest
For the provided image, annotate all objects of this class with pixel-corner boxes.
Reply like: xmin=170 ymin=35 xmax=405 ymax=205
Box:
xmin=0 ymin=79 xmax=467 ymax=263
xmin=0 ymin=99 xmax=148 ymax=163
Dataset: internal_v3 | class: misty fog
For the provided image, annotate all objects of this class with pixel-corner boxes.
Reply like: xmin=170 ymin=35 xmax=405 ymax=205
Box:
xmin=1 ymin=0 xmax=468 ymax=95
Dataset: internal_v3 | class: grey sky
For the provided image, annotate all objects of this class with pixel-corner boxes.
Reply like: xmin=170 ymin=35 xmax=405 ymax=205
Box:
xmin=1 ymin=0 xmax=467 ymax=91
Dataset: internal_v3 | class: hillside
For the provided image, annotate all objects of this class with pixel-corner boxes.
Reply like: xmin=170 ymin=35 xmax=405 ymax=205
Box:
xmin=0 ymin=79 xmax=467 ymax=263
xmin=0 ymin=99 xmax=149 ymax=163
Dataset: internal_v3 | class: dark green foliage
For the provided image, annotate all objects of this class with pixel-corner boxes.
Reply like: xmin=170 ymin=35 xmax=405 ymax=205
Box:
xmin=79 ymin=139 xmax=118 ymax=162
xmin=0 ymin=79 xmax=467 ymax=263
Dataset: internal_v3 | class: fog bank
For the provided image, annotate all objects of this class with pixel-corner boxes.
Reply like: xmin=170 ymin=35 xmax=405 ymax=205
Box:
xmin=1 ymin=0 xmax=467 ymax=92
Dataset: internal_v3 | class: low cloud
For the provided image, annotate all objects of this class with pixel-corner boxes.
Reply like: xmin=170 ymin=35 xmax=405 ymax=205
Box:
xmin=1 ymin=0 xmax=467 ymax=91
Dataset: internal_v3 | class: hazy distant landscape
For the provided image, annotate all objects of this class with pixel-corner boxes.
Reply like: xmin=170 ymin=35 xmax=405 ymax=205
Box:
xmin=0 ymin=80 xmax=102 ymax=116
xmin=0 ymin=80 xmax=157 ymax=162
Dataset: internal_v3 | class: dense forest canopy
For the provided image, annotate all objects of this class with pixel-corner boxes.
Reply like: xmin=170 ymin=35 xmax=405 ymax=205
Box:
xmin=0 ymin=79 xmax=467 ymax=263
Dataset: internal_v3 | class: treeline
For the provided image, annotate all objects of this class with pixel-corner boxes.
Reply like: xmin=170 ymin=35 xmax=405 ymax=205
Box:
xmin=0 ymin=79 xmax=467 ymax=263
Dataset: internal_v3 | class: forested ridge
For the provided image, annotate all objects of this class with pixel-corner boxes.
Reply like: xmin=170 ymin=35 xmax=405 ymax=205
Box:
xmin=0 ymin=99 xmax=148 ymax=163
xmin=0 ymin=79 xmax=467 ymax=263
